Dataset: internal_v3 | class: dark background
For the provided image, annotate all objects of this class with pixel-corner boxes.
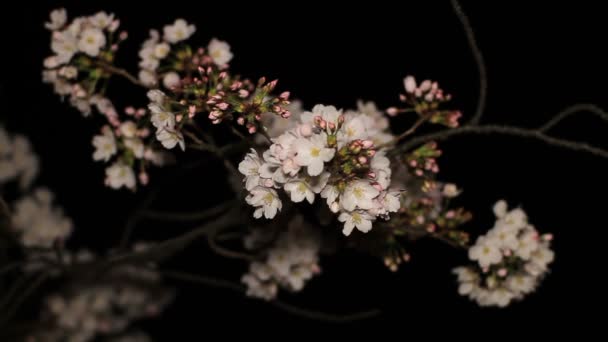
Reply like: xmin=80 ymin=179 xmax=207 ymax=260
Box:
xmin=1 ymin=0 xmax=606 ymax=336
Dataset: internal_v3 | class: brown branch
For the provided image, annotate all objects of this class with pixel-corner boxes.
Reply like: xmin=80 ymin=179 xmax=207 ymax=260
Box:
xmin=160 ymin=270 xmax=381 ymax=323
xmin=139 ymin=200 xmax=234 ymax=222
xmin=395 ymin=124 xmax=608 ymax=159
xmin=539 ymin=103 xmax=608 ymax=133
xmin=451 ymin=0 xmax=487 ymax=125
xmin=97 ymin=62 xmax=148 ymax=88
xmin=207 ymin=228 xmax=257 ymax=261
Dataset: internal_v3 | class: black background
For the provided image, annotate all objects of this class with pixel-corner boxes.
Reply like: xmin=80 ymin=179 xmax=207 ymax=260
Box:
xmin=1 ymin=0 xmax=606 ymax=336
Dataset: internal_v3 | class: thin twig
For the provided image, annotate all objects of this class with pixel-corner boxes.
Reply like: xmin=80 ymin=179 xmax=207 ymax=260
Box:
xmin=380 ymin=113 xmax=432 ymax=148
xmin=207 ymin=229 xmax=257 ymax=261
xmin=105 ymin=211 xmax=241 ymax=267
xmin=451 ymin=0 xmax=487 ymax=125
xmin=395 ymin=124 xmax=608 ymax=159
xmin=98 ymin=62 xmax=147 ymax=88
xmin=539 ymin=103 xmax=608 ymax=133
xmin=139 ymin=201 xmax=234 ymax=222
xmin=0 ymin=272 xmax=49 ymax=326
xmin=161 ymin=270 xmax=382 ymax=323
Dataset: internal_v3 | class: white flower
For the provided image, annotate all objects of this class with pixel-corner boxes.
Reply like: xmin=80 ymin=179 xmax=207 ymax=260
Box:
xmin=283 ymin=172 xmax=329 ymax=204
xmin=338 ymin=210 xmax=373 ymax=236
xmin=162 ymin=72 xmax=180 ymax=89
xmin=294 ymin=134 xmax=334 ymax=176
xmin=51 ymin=31 xmax=78 ymax=63
xmin=45 ymin=8 xmax=67 ymax=30
xmin=12 ymin=188 xmax=73 ymax=248
xmin=514 ymin=229 xmax=539 ymax=260
xmin=156 ymin=128 xmax=185 ymax=151
xmin=468 ymin=237 xmax=502 ymax=268
xmin=208 ymin=38 xmax=233 ymax=66
xmin=493 ymin=200 xmax=508 ymax=218
xmin=90 ymin=11 xmax=114 ymax=29
xmin=356 ymin=100 xmax=389 ymax=131
xmin=147 ymin=89 xmax=166 ymax=104
xmin=241 ymin=273 xmax=278 ymax=301
xmin=338 ymin=115 xmax=367 ymax=144
xmin=380 ymin=191 xmax=401 ymax=214
xmin=487 ymin=225 xmax=519 ymax=251
xmin=124 ymin=138 xmax=145 ymax=159
xmin=154 ymin=43 xmax=171 ymax=59
xmin=452 ymin=267 xmax=479 ymax=296
xmin=119 ymin=121 xmax=138 ymax=138
xmin=487 ymin=287 xmax=515 ymax=308
xmin=163 ymin=19 xmax=195 ymax=43
xmin=341 ymin=180 xmax=380 ymax=211
xmin=320 ymin=184 xmax=339 ymax=206
xmin=246 ymin=187 xmax=282 ymax=219
xmin=442 ymin=183 xmax=460 ymax=198
xmin=105 ymin=162 xmax=136 ymax=190
xmin=505 ymin=274 xmax=536 ymax=294
xmin=300 ymin=104 xmax=342 ymax=127
xmin=139 ymin=69 xmax=157 ymax=86
xmin=92 ymin=127 xmax=116 ymax=162
xmin=238 ymin=149 xmax=263 ymax=191
xmin=78 ymin=28 xmax=106 ymax=57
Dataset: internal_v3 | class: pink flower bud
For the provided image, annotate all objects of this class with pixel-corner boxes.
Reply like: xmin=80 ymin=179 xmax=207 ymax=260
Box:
xmin=124 ymin=107 xmax=135 ymax=115
xmin=503 ymin=249 xmax=512 ymax=257
xmin=139 ymin=172 xmax=149 ymax=185
xmin=386 ymin=107 xmax=399 ymax=117
xmin=542 ymin=233 xmax=554 ymax=242
xmin=238 ymin=89 xmax=249 ymax=98
xmin=415 ymin=169 xmax=423 ymax=176
xmin=176 ymin=114 xmax=183 ymax=122
xmin=445 ymin=210 xmax=455 ymax=219
xmin=281 ymin=110 xmax=291 ymax=118
xmin=420 ymin=80 xmax=432 ymax=92
xmin=399 ymin=94 xmax=407 ymax=102
xmin=279 ymin=91 xmax=290 ymax=100
xmin=188 ymin=105 xmax=196 ymax=118
xmin=298 ymin=123 xmax=313 ymax=137
xmin=497 ymin=268 xmax=508 ymax=277
xmin=217 ymin=102 xmax=229 ymax=110
xmin=198 ymin=66 xmax=205 ymax=74
xmin=255 ymin=114 xmax=262 ymax=121
xmin=268 ymin=79 xmax=278 ymax=90
xmin=263 ymin=179 xmax=274 ymax=187
xmin=404 ymin=75 xmax=417 ymax=93
xmin=119 ymin=31 xmax=128 ymax=41
xmin=218 ymin=71 xmax=227 ymax=80
xmin=366 ymin=149 xmax=376 ymax=157
xmin=409 ymin=160 xmax=417 ymax=167
xmin=426 ymin=224 xmax=436 ymax=233
xmin=416 ymin=215 xmax=425 ymax=224
xmin=358 ymin=156 xmax=368 ymax=164
xmin=236 ymin=117 xmax=245 ymax=125
xmin=328 ymin=122 xmax=336 ymax=131
xmin=367 ymin=171 xmax=376 ymax=179
xmin=247 ymin=124 xmax=257 ymax=134
xmin=136 ymin=109 xmax=146 ymax=118
xmin=362 ymin=140 xmax=374 ymax=149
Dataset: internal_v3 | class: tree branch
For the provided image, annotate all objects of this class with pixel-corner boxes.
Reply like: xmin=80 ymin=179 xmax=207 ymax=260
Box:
xmin=139 ymin=200 xmax=234 ymax=222
xmin=97 ymin=62 xmax=148 ymax=88
xmin=451 ymin=0 xmax=487 ymax=125
xmin=161 ymin=270 xmax=381 ymax=323
xmin=395 ymin=124 xmax=608 ymax=159
xmin=539 ymin=103 xmax=608 ymax=133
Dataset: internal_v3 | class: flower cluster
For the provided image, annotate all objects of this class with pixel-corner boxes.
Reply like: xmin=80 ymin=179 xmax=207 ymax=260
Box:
xmin=137 ymin=19 xmax=197 ymax=87
xmin=241 ymin=216 xmax=321 ymax=300
xmin=43 ymin=9 xmax=126 ymax=116
xmin=0 ymin=126 xmax=39 ymax=189
xmin=36 ymin=245 xmax=172 ymax=342
xmin=11 ymin=187 xmax=73 ymax=248
xmin=240 ymin=104 xmax=401 ymax=235
xmin=453 ymin=200 xmax=554 ymax=307
xmin=368 ymin=164 xmax=470 ymax=271
xmin=92 ymin=105 xmax=169 ymax=190
xmin=387 ymin=75 xmax=462 ymax=128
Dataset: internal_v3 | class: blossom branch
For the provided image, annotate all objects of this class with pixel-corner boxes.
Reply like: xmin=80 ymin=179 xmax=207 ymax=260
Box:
xmin=207 ymin=229 xmax=258 ymax=261
xmin=0 ymin=272 xmax=49 ymax=327
xmin=451 ymin=0 xmax=487 ymax=125
xmin=139 ymin=201 xmax=234 ymax=222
